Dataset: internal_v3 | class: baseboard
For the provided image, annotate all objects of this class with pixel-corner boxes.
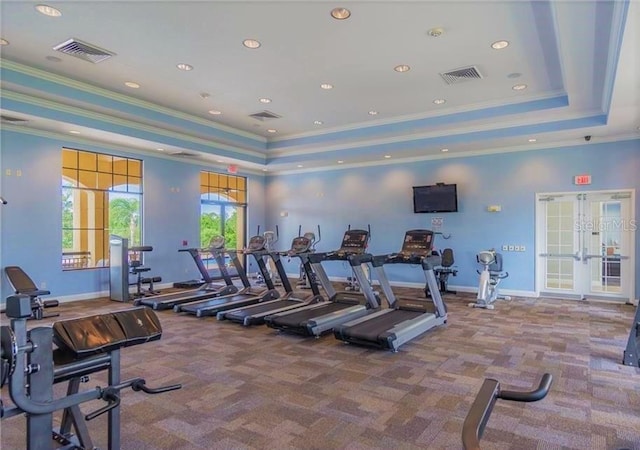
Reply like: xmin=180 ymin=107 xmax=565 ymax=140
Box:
xmin=53 ymin=282 xmax=177 ymax=304
xmin=326 ymin=277 xmax=537 ymax=298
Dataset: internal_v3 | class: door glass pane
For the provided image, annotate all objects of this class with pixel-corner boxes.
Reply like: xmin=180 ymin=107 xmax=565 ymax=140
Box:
xmin=588 ymin=199 xmax=622 ymax=293
xmin=544 ymin=200 xmax=575 ymax=290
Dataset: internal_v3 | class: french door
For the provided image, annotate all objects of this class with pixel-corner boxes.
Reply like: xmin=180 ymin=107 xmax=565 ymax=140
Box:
xmin=536 ymin=190 xmax=635 ymax=301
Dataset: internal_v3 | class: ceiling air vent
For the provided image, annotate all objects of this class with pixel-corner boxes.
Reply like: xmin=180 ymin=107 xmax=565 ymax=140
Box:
xmin=440 ymin=66 xmax=483 ymax=85
xmin=0 ymin=115 xmax=28 ymax=125
xmin=168 ymin=150 xmax=199 ymax=158
xmin=53 ymin=38 xmax=115 ymax=64
xmin=249 ymin=110 xmax=282 ymax=121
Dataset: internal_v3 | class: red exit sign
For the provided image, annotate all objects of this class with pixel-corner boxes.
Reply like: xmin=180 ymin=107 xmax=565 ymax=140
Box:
xmin=574 ymin=174 xmax=592 ymax=185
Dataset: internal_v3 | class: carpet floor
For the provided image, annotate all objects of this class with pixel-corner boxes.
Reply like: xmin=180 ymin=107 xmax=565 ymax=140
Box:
xmin=1 ymin=284 xmax=639 ymax=449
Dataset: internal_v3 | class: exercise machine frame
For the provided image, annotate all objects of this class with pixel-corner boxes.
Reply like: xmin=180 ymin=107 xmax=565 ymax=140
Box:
xmin=0 ymin=295 xmax=181 ymax=450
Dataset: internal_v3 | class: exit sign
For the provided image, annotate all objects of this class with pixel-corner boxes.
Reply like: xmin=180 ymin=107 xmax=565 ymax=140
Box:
xmin=574 ymin=174 xmax=591 ymax=185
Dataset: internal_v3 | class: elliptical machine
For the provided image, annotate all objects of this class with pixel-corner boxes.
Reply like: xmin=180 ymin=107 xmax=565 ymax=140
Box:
xmin=470 ymin=249 xmax=510 ymax=309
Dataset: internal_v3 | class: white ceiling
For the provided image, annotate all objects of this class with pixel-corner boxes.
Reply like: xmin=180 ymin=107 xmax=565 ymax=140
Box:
xmin=1 ymin=1 xmax=638 ymax=174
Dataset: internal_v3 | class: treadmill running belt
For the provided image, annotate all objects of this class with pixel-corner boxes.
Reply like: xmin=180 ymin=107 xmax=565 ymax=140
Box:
xmin=341 ymin=309 xmax=419 ymax=341
xmin=179 ymin=294 xmax=252 ymax=314
xmin=271 ymin=302 xmax=350 ymax=328
xmin=140 ymin=289 xmax=219 ymax=310
xmin=225 ymin=299 xmax=298 ymax=322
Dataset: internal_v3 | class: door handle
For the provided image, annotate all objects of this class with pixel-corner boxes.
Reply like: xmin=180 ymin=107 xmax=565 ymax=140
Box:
xmin=539 ymin=253 xmax=580 ymax=260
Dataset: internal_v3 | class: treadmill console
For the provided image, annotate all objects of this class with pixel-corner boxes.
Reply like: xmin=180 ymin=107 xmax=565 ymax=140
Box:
xmin=337 ymin=229 xmax=369 ymax=255
xmin=289 ymin=236 xmax=312 ymax=255
xmin=399 ymin=229 xmax=434 ymax=257
xmin=208 ymin=235 xmax=225 ymax=250
xmin=245 ymin=235 xmax=266 ymax=253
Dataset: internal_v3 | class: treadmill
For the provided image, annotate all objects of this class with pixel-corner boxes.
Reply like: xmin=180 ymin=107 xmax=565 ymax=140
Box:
xmin=217 ymin=234 xmax=324 ymax=326
xmin=174 ymin=234 xmax=280 ymax=317
xmin=333 ymin=229 xmax=448 ymax=352
xmin=135 ymin=236 xmax=239 ymax=310
xmin=265 ymin=229 xmax=380 ymax=337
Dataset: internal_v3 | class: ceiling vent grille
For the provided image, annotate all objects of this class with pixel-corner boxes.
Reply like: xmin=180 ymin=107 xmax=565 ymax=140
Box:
xmin=440 ymin=66 xmax=483 ymax=85
xmin=53 ymin=38 xmax=115 ymax=64
xmin=0 ymin=115 xmax=28 ymax=125
xmin=249 ymin=110 xmax=282 ymax=121
xmin=168 ymin=150 xmax=199 ymax=158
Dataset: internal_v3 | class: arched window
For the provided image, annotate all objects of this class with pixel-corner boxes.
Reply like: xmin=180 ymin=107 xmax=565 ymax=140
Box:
xmin=200 ymin=171 xmax=247 ymax=270
xmin=61 ymin=148 xmax=143 ymax=270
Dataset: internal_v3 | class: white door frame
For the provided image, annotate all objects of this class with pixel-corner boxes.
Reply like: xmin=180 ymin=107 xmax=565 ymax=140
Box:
xmin=535 ymin=189 xmax=636 ymax=302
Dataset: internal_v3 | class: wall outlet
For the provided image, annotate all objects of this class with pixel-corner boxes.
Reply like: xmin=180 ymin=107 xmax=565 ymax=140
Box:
xmin=502 ymin=245 xmax=508 ymax=251
xmin=41 ymin=281 xmax=47 ymax=289
xmin=514 ymin=245 xmax=521 ymax=251
xmin=520 ymin=246 xmax=526 ymax=252
xmin=508 ymin=245 xmax=515 ymax=251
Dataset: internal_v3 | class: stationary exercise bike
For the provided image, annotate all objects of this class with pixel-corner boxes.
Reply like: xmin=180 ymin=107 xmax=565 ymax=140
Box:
xmin=470 ymin=249 xmax=510 ymax=310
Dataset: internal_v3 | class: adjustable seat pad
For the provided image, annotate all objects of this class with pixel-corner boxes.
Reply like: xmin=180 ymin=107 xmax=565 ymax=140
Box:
xmin=53 ymin=307 xmax=162 ymax=359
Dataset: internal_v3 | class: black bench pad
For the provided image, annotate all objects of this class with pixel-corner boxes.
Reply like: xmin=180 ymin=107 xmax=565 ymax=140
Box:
xmin=53 ymin=307 xmax=162 ymax=359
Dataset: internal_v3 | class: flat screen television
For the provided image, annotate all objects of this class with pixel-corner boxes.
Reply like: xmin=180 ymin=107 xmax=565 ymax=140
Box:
xmin=413 ymin=183 xmax=458 ymax=213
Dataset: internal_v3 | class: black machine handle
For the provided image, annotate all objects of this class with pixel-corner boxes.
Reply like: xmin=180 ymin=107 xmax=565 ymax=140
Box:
xmin=499 ymin=373 xmax=553 ymax=402
xmin=131 ymin=378 xmax=182 ymax=394
xmin=129 ymin=246 xmax=153 ymax=252
xmin=86 ymin=388 xmax=120 ymax=421
xmin=85 ymin=378 xmax=181 ymax=421
xmin=462 ymin=373 xmax=553 ymax=450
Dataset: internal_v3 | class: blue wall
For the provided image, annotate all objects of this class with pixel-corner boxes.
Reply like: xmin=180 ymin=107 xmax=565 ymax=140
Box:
xmin=1 ymin=131 xmax=638 ymax=300
xmin=0 ymin=130 xmax=266 ymax=300
xmin=265 ymin=140 xmax=640 ymax=296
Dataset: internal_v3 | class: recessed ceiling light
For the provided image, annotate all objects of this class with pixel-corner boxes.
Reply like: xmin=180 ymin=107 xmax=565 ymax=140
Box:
xmin=428 ymin=28 xmax=444 ymax=38
xmin=243 ymin=39 xmax=261 ymax=49
xmin=384 ymin=155 xmax=391 ymax=159
xmin=259 ymin=98 xmax=272 ymax=103
xmin=512 ymin=84 xmax=527 ymax=90
xmin=46 ymin=55 xmax=62 ymax=62
xmin=176 ymin=63 xmax=193 ymax=71
xmin=0 ymin=38 xmax=9 ymax=46
xmin=433 ymin=98 xmax=446 ymax=105
xmin=528 ymin=138 xmax=537 ymax=142
xmin=35 ymin=4 xmax=62 ymax=17
xmin=262 ymin=168 xmax=268 ymax=172
xmin=330 ymin=7 xmax=351 ymax=20
xmin=124 ymin=81 xmax=140 ymax=88
xmin=491 ymin=40 xmax=509 ymax=50
xmin=337 ymin=160 xmax=344 ymax=164
xmin=208 ymin=109 xmax=222 ymax=115
xmin=297 ymin=164 xmax=304 ymax=168
xmin=394 ymin=64 xmax=411 ymax=73
xmin=69 ymin=130 xmax=81 ymax=134
xmin=368 ymin=110 xmax=378 ymax=115
xmin=441 ymin=148 xmax=449 ymax=152
xmin=320 ymin=83 xmax=333 ymax=90
xmin=267 ymin=129 xmax=277 ymax=133
xmin=313 ymin=120 xmax=323 ymax=125
xmin=156 ymin=148 xmax=164 ymax=152
xmin=507 ymin=72 xmax=522 ymax=79
xmin=216 ymin=159 xmax=224 ymax=163
xmin=199 ymin=92 xmax=210 ymax=99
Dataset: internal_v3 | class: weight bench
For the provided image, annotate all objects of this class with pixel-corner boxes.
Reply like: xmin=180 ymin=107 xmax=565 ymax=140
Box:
xmin=129 ymin=246 xmax=161 ymax=298
xmin=3 ymin=266 xmax=59 ymax=320
xmin=1 ymin=296 xmax=181 ymax=449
